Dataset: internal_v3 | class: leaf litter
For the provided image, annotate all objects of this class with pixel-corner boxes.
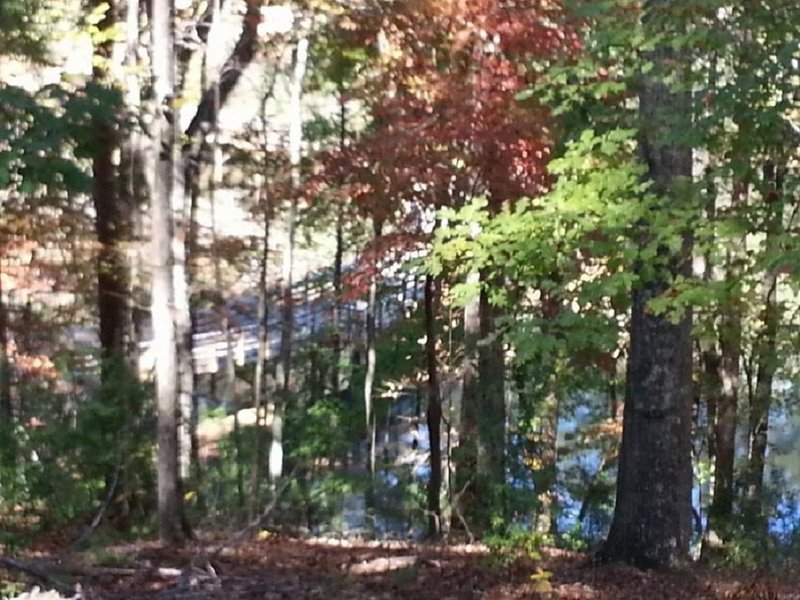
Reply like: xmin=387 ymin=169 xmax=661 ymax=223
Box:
xmin=3 ymin=535 xmax=799 ymax=599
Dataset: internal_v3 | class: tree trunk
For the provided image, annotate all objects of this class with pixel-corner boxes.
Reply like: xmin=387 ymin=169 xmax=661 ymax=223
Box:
xmin=424 ymin=273 xmax=442 ymax=537
xmin=477 ymin=284 xmax=505 ymax=514
xmin=91 ymin=0 xmax=138 ymax=528
xmin=746 ymin=163 xmax=784 ymax=522
xmin=174 ymin=157 xmax=194 ymax=489
xmin=122 ymin=0 xmax=146 ymax=370
xmin=456 ymin=275 xmax=505 ymax=536
xmin=250 ymin=89 xmax=274 ymax=518
xmin=251 ymin=209 xmax=270 ymax=515
xmin=600 ymin=1 xmax=693 ymax=567
xmin=457 ymin=274 xmax=480 ymax=533
xmin=532 ymin=384 xmax=560 ymax=537
xmin=270 ymin=36 xmax=308 ymax=483
xmin=364 ymin=220 xmax=382 ymax=480
xmin=700 ymin=167 xmax=744 ymax=551
xmin=707 ymin=254 xmax=742 ymax=535
xmin=331 ymin=90 xmax=346 ymax=398
xmin=150 ymin=0 xmax=183 ymax=545
xmin=0 ymin=246 xmax=14 ymax=467
xmin=92 ymin=0 xmax=130 ymax=368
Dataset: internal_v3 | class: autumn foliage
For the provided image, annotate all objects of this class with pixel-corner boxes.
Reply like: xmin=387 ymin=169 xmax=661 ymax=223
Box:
xmin=312 ymin=0 xmax=580 ymax=295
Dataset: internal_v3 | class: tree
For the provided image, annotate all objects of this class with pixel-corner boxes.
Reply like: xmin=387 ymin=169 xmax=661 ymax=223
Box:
xmin=149 ymin=0 xmax=184 ymax=545
xmin=600 ymin=0 xmax=694 ymax=567
xmin=271 ymin=34 xmax=310 ymax=483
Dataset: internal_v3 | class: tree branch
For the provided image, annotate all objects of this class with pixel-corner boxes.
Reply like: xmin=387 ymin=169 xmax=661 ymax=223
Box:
xmin=183 ymin=3 xmax=261 ymax=142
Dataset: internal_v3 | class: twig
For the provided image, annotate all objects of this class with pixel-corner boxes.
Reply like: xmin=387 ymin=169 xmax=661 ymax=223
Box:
xmin=449 ymin=480 xmax=476 ymax=544
xmin=67 ymin=451 xmax=123 ymax=552
xmin=207 ymin=466 xmax=298 ymax=559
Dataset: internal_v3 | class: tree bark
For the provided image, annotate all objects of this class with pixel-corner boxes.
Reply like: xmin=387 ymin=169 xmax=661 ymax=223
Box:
xmin=270 ymin=36 xmax=308 ymax=483
xmin=0 ymin=283 xmax=8 ymax=421
xmin=746 ymin=163 xmax=784 ymax=522
xmin=457 ymin=274 xmax=480 ymax=532
xmin=456 ymin=275 xmax=505 ymax=535
xmin=331 ymin=89 xmax=346 ymax=398
xmin=250 ymin=87 xmax=275 ymax=517
xmin=424 ymin=273 xmax=442 ymax=537
xmin=0 ymin=243 xmax=14 ymax=467
xmin=90 ymin=0 xmax=138 ymax=528
xmin=364 ymin=220 xmax=382 ymax=480
xmin=600 ymin=1 xmax=694 ymax=567
xmin=477 ymin=284 xmax=505 ymax=511
xmin=251 ymin=190 xmax=270 ymax=517
xmin=712 ymin=304 xmax=740 ymax=520
xmin=91 ymin=0 xmax=130 ymax=368
xmin=150 ymin=0 xmax=183 ymax=545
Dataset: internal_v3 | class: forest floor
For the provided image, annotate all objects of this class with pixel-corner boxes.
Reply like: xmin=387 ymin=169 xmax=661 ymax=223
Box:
xmin=4 ymin=533 xmax=800 ymax=599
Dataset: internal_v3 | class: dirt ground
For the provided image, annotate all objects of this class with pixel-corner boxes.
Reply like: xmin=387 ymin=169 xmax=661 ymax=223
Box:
xmin=5 ymin=534 xmax=800 ymax=599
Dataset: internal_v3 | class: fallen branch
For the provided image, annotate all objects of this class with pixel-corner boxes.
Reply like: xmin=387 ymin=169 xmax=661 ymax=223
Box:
xmin=0 ymin=557 xmax=74 ymax=595
xmin=0 ymin=556 xmax=186 ymax=587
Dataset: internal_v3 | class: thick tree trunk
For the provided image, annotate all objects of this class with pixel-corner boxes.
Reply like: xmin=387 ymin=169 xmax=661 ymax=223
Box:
xmin=456 ymin=275 xmax=505 ymax=536
xmin=424 ymin=273 xmax=442 ymax=537
xmin=477 ymin=284 xmax=505 ymax=507
xmin=91 ymin=0 xmax=137 ymax=528
xmin=150 ymin=0 xmax=183 ymax=545
xmin=91 ymin=0 xmax=130 ymax=367
xmin=712 ymin=307 xmax=740 ymax=520
xmin=600 ymin=2 xmax=693 ymax=567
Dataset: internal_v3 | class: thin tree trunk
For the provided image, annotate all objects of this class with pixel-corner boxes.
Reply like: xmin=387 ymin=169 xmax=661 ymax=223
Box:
xmin=270 ymin=36 xmax=308 ymax=483
xmin=532 ymin=384 xmax=560 ymax=537
xmin=746 ymin=163 xmax=784 ymax=522
xmin=150 ymin=0 xmax=183 ymax=545
xmin=250 ymin=187 xmax=270 ymax=519
xmin=250 ymin=88 xmax=274 ymax=518
xmin=174 ymin=159 xmax=194 ymax=489
xmin=0 ymin=245 xmax=14 ymax=467
xmin=457 ymin=273 xmax=480 ymax=532
xmin=363 ymin=219 xmax=381 ymax=481
xmin=697 ymin=50 xmax=741 ymax=539
xmin=713 ymin=303 xmax=740 ymax=519
xmin=331 ymin=90 xmax=346 ymax=398
xmin=186 ymin=161 xmax=203 ymax=506
xmin=424 ymin=273 xmax=442 ymax=538
xmin=707 ymin=181 xmax=746 ymax=538
xmin=600 ymin=1 xmax=693 ymax=567
xmin=0 ymin=261 xmax=9 ymax=423
xmin=122 ymin=0 xmax=145 ymax=371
